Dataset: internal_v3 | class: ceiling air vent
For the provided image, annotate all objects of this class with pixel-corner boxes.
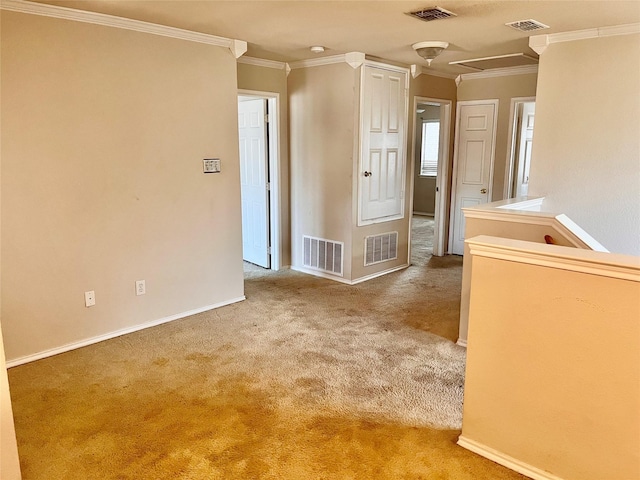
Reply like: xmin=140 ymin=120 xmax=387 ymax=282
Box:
xmin=506 ymin=19 xmax=550 ymax=32
xmin=408 ymin=6 xmax=456 ymax=22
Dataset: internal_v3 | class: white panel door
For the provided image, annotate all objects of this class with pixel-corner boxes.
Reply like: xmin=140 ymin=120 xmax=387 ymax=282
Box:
xmin=451 ymin=102 xmax=498 ymax=255
xmin=359 ymin=64 xmax=408 ymax=224
xmin=238 ymin=98 xmax=270 ymax=268
xmin=514 ymin=102 xmax=535 ymax=197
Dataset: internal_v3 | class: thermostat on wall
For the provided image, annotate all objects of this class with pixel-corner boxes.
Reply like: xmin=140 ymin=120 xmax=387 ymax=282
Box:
xmin=203 ymin=158 xmax=221 ymax=173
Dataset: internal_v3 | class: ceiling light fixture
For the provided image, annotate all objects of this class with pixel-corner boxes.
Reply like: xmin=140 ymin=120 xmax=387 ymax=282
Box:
xmin=310 ymin=46 xmax=325 ymax=53
xmin=412 ymin=41 xmax=449 ymax=66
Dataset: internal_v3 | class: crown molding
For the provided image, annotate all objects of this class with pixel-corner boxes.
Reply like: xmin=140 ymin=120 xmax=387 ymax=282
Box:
xmin=238 ymin=56 xmax=288 ymax=70
xmin=289 ymin=52 xmax=365 ymax=70
xmin=410 ymin=64 xmax=458 ymax=80
xmin=455 ymin=64 xmax=538 ymax=86
xmin=530 ymin=22 xmax=640 ymax=55
xmin=0 ymin=0 xmax=247 ymax=57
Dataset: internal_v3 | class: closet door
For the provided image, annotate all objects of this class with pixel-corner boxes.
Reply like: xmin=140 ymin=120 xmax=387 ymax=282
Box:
xmin=358 ymin=64 xmax=408 ymax=225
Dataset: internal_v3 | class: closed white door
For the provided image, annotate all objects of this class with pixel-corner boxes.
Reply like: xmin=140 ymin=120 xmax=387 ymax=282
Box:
xmin=238 ymin=98 xmax=270 ymax=268
xmin=359 ymin=64 xmax=408 ymax=224
xmin=450 ymin=101 xmax=498 ymax=255
xmin=514 ymin=102 xmax=535 ymax=197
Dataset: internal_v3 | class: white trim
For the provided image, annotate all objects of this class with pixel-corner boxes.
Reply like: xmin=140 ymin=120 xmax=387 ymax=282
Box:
xmin=238 ymin=57 xmax=288 ymax=70
xmin=457 ymin=436 xmax=565 ymax=480
xmin=455 ymin=65 xmax=538 ymax=85
xmin=291 ymin=264 xmax=408 ymax=285
xmin=238 ymin=90 xmax=283 ymax=271
xmin=408 ymin=96 xmax=452 ymax=258
xmin=5 ymin=296 xmax=246 ymax=368
xmin=467 ymin=236 xmax=637 ymax=282
xmin=0 ymin=0 xmax=245 ymax=56
xmin=289 ymin=52 xmax=365 ymax=70
xmin=448 ymin=99 xmax=499 ymax=255
xmin=456 ymin=338 xmax=467 ymax=348
xmin=410 ymin=64 xmax=458 ymax=80
xmin=504 ymin=96 xmax=536 ymax=199
xmin=530 ymin=23 xmax=640 ymax=55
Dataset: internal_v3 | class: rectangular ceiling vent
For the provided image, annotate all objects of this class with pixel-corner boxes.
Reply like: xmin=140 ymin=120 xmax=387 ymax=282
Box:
xmin=408 ymin=6 xmax=456 ymax=22
xmin=303 ymin=235 xmax=343 ymax=277
xmin=365 ymin=232 xmax=398 ymax=266
xmin=506 ymin=19 xmax=550 ymax=32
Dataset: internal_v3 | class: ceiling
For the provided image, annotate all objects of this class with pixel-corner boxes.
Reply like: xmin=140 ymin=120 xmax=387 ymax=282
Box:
xmin=31 ymin=1 xmax=640 ymax=76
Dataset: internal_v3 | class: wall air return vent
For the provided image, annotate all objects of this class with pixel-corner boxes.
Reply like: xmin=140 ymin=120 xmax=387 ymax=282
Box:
xmin=408 ymin=6 xmax=456 ymax=22
xmin=365 ymin=232 xmax=398 ymax=266
xmin=303 ymin=235 xmax=344 ymax=276
xmin=506 ymin=19 xmax=550 ymax=32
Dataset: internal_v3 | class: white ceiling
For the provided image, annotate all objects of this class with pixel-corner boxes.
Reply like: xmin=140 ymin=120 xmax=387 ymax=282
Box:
xmin=32 ymin=1 xmax=640 ymax=76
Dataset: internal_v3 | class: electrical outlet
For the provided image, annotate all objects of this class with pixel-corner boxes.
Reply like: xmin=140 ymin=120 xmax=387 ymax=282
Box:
xmin=85 ymin=291 xmax=95 ymax=307
xmin=136 ymin=280 xmax=146 ymax=296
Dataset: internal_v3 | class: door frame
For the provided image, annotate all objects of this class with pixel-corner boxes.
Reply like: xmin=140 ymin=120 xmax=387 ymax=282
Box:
xmin=504 ymin=96 xmax=536 ymax=199
xmin=448 ymin=99 xmax=499 ymax=255
xmin=407 ymin=96 xmax=452 ymax=258
xmin=237 ymin=89 xmax=282 ymax=270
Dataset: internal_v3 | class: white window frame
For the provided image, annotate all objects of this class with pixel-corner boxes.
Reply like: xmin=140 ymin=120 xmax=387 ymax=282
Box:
xmin=419 ymin=120 xmax=440 ymax=177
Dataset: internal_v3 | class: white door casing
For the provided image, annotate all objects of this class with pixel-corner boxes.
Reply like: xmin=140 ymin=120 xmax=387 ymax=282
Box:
xmin=513 ymin=102 xmax=535 ymax=197
xmin=358 ymin=63 xmax=409 ymax=225
xmin=238 ymin=98 xmax=270 ymax=268
xmin=449 ymin=100 xmax=498 ymax=255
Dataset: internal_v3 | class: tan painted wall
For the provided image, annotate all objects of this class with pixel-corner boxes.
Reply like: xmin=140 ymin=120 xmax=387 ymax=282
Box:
xmin=288 ymin=63 xmax=358 ymax=279
xmin=458 ymin=215 xmax=581 ymax=343
xmin=457 ymin=73 xmax=538 ymax=201
xmin=529 ymin=34 xmax=640 ymax=256
xmin=1 ymin=70 xmax=22 ymax=476
xmin=463 ymin=241 xmax=640 ymax=480
xmin=237 ymin=63 xmax=291 ymax=267
xmin=1 ymin=12 xmax=244 ymax=361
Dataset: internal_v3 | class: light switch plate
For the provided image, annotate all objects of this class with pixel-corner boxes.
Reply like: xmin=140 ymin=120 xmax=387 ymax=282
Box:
xmin=203 ymin=158 xmax=221 ymax=173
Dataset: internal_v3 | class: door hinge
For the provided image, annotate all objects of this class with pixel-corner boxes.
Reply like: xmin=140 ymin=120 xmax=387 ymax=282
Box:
xmin=266 ymin=182 xmax=271 ymax=191
xmin=265 ymin=114 xmax=269 ymax=123
xmin=267 ymin=246 xmax=272 ymax=255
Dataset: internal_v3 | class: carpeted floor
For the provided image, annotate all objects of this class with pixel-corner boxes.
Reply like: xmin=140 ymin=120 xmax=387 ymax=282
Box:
xmin=7 ymin=216 xmax=526 ymax=479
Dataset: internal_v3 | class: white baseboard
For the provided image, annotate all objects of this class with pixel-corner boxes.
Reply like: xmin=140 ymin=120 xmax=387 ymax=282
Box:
xmin=6 ymin=296 xmax=246 ymax=368
xmin=457 ymin=436 xmax=565 ymax=480
xmin=291 ymin=264 xmax=408 ymax=285
xmin=456 ymin=338 xmax=467 ymax=347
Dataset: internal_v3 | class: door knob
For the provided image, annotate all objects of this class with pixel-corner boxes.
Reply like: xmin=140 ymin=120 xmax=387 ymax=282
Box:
xmin=480 ymin=188 xmax=487 ymax=194
xmin=364 ymin=171 xmax=372 ymax=177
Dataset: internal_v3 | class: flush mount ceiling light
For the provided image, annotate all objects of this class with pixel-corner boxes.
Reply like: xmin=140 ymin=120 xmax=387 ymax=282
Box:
xmin=310 ymin=46 xmax=325 ymax=53
xmin=412 ymin=41 xmax=449 ymax=66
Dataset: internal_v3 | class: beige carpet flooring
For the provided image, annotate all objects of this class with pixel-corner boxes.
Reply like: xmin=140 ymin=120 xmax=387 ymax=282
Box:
xmin=7 ymin=216 xmax=525 ymax=479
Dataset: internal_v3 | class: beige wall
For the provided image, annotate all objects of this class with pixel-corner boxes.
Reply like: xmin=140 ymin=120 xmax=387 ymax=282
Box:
xmin=529 ymin=34 xmax=640 ymax=256
xmin=462 ymin=239 xmax=640 ymax=480
xmin=237 ymin=63 xmax=291 ymax=267
xmin=1 ymin=79 xmax=22 ymax=476
xmin=1 ymin=12 xmax=244 ymax=361
xmin=457 ymin=73 xmax=538 ymax=201
xmin=288 ymin=63 xmax=358 ymax=279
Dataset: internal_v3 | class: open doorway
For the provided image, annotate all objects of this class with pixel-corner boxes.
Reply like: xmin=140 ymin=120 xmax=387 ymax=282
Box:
xmin=237 ymin=90 xmax=282 ymax=272
xmin=409 ymin=97 xmax=452 ymax=260
xmin=505 ymin=97 xmax=536 ymax=199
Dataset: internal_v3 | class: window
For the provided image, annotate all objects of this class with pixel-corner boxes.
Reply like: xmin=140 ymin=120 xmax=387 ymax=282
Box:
xmin=420 ymin=121 xmax=440 ymax=177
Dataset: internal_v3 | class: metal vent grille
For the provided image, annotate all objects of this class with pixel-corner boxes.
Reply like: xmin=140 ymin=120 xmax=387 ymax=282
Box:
xmin=303 ymin=235 xmax=343 ymax=276
xmin=408 ymin=6 xmax=456 ymax=22
xmin=365 ymin=232 xmax=398 ymax=266
xmin=506 ymin=19 xmax=550 ymax=32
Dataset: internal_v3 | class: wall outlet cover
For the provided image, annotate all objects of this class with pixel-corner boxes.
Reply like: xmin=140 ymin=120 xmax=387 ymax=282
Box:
xmin=85 ymin=291 xmax=95 ymax=307
xmin=136 ymin=280 xmax=146 ymax=296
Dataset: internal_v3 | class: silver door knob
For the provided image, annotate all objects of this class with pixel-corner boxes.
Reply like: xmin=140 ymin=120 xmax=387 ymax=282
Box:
xmin=364 ymin=171 xmax=372 ymax=177
xmin=480 ymin=188 xmax=487 ymax=194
